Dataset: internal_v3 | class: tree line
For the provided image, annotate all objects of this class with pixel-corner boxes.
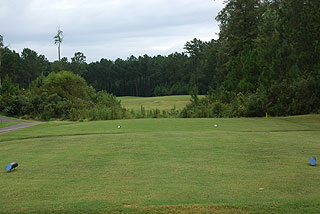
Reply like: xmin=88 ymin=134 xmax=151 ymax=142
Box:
xmin=0 ymin=41 xmax=212 ymax=97
xmin=183 ymin=0 xmax=320 ymax=117
xmin=0 ymin=0 xmax=319 ymax=119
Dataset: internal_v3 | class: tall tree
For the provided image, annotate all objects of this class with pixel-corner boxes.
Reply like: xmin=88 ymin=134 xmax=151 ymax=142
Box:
xmin=216 ymin=0 xmax=262 ymax=56
xmin=20 ymin=48 xmax=50 ymax=87
xmin=0 ymin=35 xmax=3 ymax=87
xmin=215 ymin=0 xmax=263 ymax=93
xmin=71 ymin=52 xmax=86 ymax=64
xmin=71 ymin=52 xmax=87 ymax=76
xmin=0 ymin=48 xmax=22 ymax=86
xmin=0 ymin=35 xmax=3 ymax=47
xmin=0 ymin=35 xmax=8 ymax=87
xmin=184 ymin=38 xmax=208 ymax=90
xmin=54 ymin=27 xmax=63 ymax=61
xmin=278 ymin=0 xmax=320 ymax=75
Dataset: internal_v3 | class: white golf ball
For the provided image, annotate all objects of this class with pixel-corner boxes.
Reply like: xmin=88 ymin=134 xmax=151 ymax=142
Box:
xmin=117 ymin=125 xmax=121 ymax=129
xmin=214 ymin=124 xmax=218 ymax=128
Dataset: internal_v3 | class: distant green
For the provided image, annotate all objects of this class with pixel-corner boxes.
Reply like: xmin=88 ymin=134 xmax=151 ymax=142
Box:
xmin=118 ymin=95 xmax=205 ymax=111
xmin=0 ymin=115 xmax=320 ymax=213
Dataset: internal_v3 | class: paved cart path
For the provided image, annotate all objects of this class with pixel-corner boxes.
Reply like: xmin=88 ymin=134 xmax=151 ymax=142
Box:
xmin=0 ymin=116 xmax=43 ymax=134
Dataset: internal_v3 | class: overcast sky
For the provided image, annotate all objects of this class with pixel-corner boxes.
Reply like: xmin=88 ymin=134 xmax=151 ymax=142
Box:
xmin=0 ymin=0 xmax=224 ymax=62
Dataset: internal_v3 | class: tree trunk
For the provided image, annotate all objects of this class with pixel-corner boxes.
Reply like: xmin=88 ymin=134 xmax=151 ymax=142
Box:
xmin=58 ymin=43 xmax=61 ymax=61
xmin=0 ymin=54 xmax=2 ymax=87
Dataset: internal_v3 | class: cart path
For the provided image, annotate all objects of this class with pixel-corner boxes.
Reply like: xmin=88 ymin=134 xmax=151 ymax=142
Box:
xmin=0 ymin=116 xmax=44 ymax=134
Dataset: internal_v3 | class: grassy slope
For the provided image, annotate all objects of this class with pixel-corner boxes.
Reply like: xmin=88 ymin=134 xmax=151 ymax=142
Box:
xmin=118 ymin=95 xmax=205 ymax=111
xmin=0 ymin=115 xmax=320 ymax=213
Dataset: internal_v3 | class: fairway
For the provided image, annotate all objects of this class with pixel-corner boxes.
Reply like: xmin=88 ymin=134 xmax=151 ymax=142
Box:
xmin=1 ymin=115 xmax=320 ymax=213
xmin=0 ymin=122 xmax=18 ymax=128
xmin=118 ymin=95 xmax=205 ymax=111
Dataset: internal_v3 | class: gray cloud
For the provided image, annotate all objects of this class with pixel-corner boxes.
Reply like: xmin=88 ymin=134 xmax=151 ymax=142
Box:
xmin=0 ymin=0 xmax=224 ymax=62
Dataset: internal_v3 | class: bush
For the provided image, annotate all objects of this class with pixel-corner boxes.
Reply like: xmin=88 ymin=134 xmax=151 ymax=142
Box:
xmin=0 ymin=71 xmax=126 ymax=121
xmin=43 ymin=71 xmax=88 ymax=100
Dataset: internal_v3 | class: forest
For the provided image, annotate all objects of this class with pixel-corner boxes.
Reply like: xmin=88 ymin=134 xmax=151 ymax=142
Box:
xmin=0 ymin=0 xmax=319 ymax=120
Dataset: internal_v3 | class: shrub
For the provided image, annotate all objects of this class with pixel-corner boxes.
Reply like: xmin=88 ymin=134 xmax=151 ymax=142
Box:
xmin=0 ymin=71 xmax=126 ymax=121
xmin=43 ymin=71 xmax=88 ymax=100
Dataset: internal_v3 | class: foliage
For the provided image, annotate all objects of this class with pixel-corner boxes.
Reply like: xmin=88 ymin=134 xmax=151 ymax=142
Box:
xmin=0 ymin=75 xmax=19 ymax=96
xmin=43 ymin=71 xmax=88 ymax=100
xmin=0 ymin=35 xmax=3 ymax=48
xmin=182 ymin=75 xmax=320 ymax=118
xmin=0 ymin=47 xmax=50 ymax=88
xmin=0 ymin=71 xmax=125 ymax=121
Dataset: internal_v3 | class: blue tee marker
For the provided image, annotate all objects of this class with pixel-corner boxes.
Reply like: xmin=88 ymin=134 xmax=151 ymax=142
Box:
xmin=6 ymin=162 xmax=18 ymax=172
xmin=310 ymin=157 xmax=316 ymax=166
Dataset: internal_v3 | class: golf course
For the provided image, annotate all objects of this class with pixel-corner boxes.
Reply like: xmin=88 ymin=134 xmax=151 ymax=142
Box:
xmin=1 ymin=0 xmax=319 ymax=212
xmin=1 ymin=114 xmax=320 ymax=213
xmin=118 ymin=95 xmax=205 ymax=111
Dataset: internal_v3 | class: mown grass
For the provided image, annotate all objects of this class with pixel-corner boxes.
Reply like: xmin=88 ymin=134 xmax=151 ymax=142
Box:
xmin=0 ymin=122 xmax=19 ymax=128
xmin=0 ymin=115 xmax=320 ymax=213
xmin=118 ymin=95 xmax=205 ymax=111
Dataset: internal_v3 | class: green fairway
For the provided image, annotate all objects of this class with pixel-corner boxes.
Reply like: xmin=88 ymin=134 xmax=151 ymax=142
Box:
xmin=0 ymin=122 xmax=18 ymax=128
xmin=0 ymin=115 xmax=320 ymax=213
xmin=118 ymin=95 xmax=205 ymax=111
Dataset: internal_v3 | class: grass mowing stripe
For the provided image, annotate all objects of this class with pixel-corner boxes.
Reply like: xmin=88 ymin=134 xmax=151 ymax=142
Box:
xmin=0 ymin=122 xmax=19 ymax=128
xmin=0 ymin=132 xmax=123 ymax=143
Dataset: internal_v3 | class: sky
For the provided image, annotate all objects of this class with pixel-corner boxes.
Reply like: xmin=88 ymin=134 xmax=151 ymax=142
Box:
xmin=0 ymin=0 xmax=224 ymax=63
